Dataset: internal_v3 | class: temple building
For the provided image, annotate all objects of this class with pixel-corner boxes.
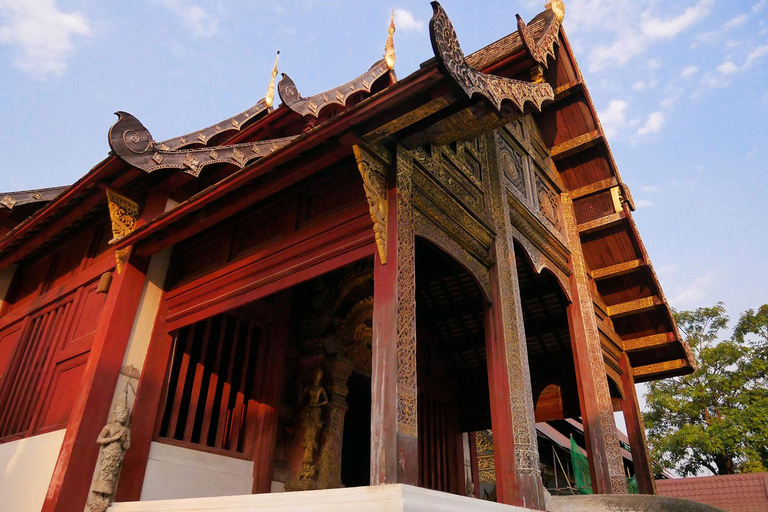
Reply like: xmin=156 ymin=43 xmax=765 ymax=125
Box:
xmin=0 ymin=3 xmax=696 ymax=512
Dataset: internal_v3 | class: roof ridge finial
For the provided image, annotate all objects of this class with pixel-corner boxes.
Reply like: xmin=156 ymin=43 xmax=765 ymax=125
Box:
xmin=265 ymin=51 xmax=280 ymax=108
xmin=545 ymin=0 xmax=565 ymax=23
xmin=385 ymin=9 xmax=396 ymax=70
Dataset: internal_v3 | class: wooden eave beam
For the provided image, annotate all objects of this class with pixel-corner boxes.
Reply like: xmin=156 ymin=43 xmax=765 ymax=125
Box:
xmin=569 ymin=177 xmax=619 ymax=200
xmin=553 ymin=80 xmax=583 ymax=102
xmin=550 ymin=130 xmax=601 ymax=161
xmin=632 ymin=359 xmax=690 ymax=380
xmin=606 ymin=295 xmax=664 ymax=319
xmin=623 ymin=332 xmax=677 ymax=353
xmin=577 ymin=210 xmax=625 ymax=234
xmin=590 ymin=258 xmax=645 ymax=281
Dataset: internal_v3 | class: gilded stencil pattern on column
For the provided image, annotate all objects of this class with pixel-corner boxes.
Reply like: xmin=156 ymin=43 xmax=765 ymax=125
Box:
xmin=395 ymin=147 xmax=417 ymax=437
xmin=488 ymin=133 xmax=541 ymax=478
xmin=562 ymin=194 xmax=628 ymax=493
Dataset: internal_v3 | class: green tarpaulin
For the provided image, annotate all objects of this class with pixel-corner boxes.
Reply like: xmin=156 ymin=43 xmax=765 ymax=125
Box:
xmin=570 ymin=435 xmax=593 ymax=494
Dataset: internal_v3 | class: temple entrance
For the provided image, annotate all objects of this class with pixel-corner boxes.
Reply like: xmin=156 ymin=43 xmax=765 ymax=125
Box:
xmin=149 ymin=259 xmax=376 ymax=499
xmin=414 ymin=238 xmax=490 ymax=496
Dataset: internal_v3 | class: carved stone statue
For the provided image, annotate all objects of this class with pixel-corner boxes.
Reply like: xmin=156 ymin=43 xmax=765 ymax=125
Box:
xmin=87 ymin=365 xmax=139 ymax=512
xmin=298 ymin=368 xmax=328 ymax=480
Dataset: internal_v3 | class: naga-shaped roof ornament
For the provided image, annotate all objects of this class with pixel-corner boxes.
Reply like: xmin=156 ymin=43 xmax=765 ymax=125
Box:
xmin=278 ymin=13 xmax=396 ymax=119
xmin=517 ymin=0 xmax=565 ymax=68
xmin=429 ymin=2 xmax=553 ymax=113
xmin=109 ymin=111 xmax=297 ymax=176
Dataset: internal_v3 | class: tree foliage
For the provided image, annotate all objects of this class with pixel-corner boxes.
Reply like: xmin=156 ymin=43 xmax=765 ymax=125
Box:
xmin=644 ymin=303 xmax=768 ymax=476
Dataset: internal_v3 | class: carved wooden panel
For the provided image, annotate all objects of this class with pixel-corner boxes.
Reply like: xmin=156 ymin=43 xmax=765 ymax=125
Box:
xmin=534 ymin=174 xmax=562 ymax=231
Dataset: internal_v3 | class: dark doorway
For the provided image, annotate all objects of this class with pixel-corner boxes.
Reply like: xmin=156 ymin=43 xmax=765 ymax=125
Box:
xmin=341 ymin=371 xmax=371 ymax=487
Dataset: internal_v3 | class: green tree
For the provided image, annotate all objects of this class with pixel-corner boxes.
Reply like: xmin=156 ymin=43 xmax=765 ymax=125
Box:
xmin=644 ymin=303 xmax=768 ymax=476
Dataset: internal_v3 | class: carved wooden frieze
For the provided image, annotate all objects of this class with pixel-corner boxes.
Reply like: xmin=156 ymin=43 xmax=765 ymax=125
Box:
xmin=155 ymin=99 xmax=270 ymax=151
xmin=429 ymin=2 xmax=554 ymax=113
xmin=352 ymin=144 xmax=389 ymax=264
xmin=279 ymin=59 xmax=393 ymax=119
xmin=496 ymin=134 xmax=527 ymax=199
xmin=106 ymin=189 xmax=140 ymax=244
xmin=516 ymin=1 xmax=564 ymax=69
xmin=109 ymin=112 xmax=298 ymax=176
xmin=535 ymin=175 xmax=562 ymax=230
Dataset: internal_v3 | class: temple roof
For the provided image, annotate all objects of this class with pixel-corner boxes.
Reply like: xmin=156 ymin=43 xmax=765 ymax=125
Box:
xmin=0 ymin=2 xmax=693 ymax=383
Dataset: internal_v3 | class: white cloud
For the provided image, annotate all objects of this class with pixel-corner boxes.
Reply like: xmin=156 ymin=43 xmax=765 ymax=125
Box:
xmin=680 ymin=65 xmax=699 ymax=78
xmin=634 ymin=199 xmax=653 ymax=208
xmin=633 ymin=81 xmax=646 ymax=91
xmin=753 ymin=0 xmax=767 ymax=13
xmin=647 ymin=58 xmax=661 ymax=69
xmin=671 ymin=273 xmax=714 ymax=308
xmin=394 ymin=8 xmax=423 ymax=32
xmin=725 ymin=13 xmax=749 ymax=28
xmin=745 ymin=45 xmax=768 ymax=68
xmin=598 ymin=99 xmax=628 ymax=138
xmin=640 ymin=185 xmax=660 ymax=192
xmin=0 ymin=0 xmax=90 ymax=76
xmin=584 ymin=0 xmax=713 ymax=72
xmin=717 ymin=61 xmax=739 ymax=75
xmin=637 ymin=111 xmax=664 ymax=135
xmin=640 ymin=0 xmax=713 ymax=39
xmin=156 ymin=0 xmax=218 ymax=37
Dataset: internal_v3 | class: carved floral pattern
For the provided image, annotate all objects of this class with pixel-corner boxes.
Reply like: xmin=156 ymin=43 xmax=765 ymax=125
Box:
xmin=353 ymin=145 xmax=388 ymax=264
xmin=105 ymin=189 xmax=139 ymax=244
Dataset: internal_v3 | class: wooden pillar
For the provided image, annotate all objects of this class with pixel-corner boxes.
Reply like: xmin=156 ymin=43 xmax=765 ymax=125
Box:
xmin=42 ymin=247 xmax=149 ymax=512
xmin=485 ymin=137 xmax=545 ymax=509
xmin=369 ymin=145 xmax=418 ymax=485
xmin=619 ymin=353 xmax=656 ymax=494
xmin=561 ymin=195 xmax=627 ymax=494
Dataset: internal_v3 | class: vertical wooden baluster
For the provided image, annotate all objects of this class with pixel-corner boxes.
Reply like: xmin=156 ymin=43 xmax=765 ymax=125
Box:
xmin=216 ymin=318 xmax=240 ymax=449
xmin=183 ymin=318 xmax=212 ymax=443
xmin=200 ymin=316 xmax=228 ymax=446
xmin=167 ymin=324 xmax=196 ymax=439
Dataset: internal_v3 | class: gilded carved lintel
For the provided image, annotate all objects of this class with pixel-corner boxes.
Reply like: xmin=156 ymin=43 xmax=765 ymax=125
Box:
xmin=353 ymin=144 xmax=389 ymax=264
xmin=106 ymin=189 xmax=140 ymax=244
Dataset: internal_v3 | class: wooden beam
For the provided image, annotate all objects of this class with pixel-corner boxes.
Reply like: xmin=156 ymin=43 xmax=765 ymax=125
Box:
xmin=590 ymin=258 xmax=645 ymax=281
xmin=569 ymin=177 xmax=618 ymax=200
xmin=578 ymin=211 xmax=625 ymax=234
xmin=553 ymin=80 xmax=583 ymax=102
xmin=623 ymin=332 xmax=677 ymax=352
xmin=550 ymin=130 xmax=601 ymax=161
xmin=607 ymin=295 xmax=663 ymax=318
xmin=632 ymin=359 xmax=688 ymax=379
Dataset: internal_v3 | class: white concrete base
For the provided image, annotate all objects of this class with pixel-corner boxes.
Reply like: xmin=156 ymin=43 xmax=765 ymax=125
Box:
xmin=112 ymin=484 xmax=528 ymax=512
xmin=140 ymin=442 xmax=253 ymax=501
xmin=0 ymin=429 xmax=65 ymax=512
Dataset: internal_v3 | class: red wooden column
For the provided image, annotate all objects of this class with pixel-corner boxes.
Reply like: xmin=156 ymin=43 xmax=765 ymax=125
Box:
xmin=113 ymin=297 xmax=171 ymax=502
xmin=250 ymin=291 xmax=291 ymax=493
xmin=368 ymin=145 xmax=418 ymax=485
xmin=561 ymin=195 xmax=627 ymax=494
xmin=483 ymin=138 xmax=545 ymax=509
xmin=619 ymin=353 xmax=657 ymax=494
xmin=43 ymin=247 xmax=149 ymax=512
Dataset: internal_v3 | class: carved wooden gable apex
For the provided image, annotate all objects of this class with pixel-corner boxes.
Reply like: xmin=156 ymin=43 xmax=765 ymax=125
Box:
xmin=278 ymin=59 xmax=395 ymax=120
xmin=517 ymin=0 xmax=565 ymax=69
xmin=429 ymin=2 xmax=554 ymax=113
xmin=109 ymin=111 xmax=298 ymax=176
xmin=353 ymin=144 xmax=389 ymax=264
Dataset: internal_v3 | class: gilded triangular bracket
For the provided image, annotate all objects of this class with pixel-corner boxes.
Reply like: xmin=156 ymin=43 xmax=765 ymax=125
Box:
xmin=353 ymin=144 xmax=389 ymax=264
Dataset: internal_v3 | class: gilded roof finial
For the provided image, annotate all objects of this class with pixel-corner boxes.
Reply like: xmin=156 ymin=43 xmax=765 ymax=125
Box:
xmin=384 ymin=9 xmax=396 ymax=70
xmin=545 ymin=0 xmax=565 ymax=23
xmin=265 ymin=51 xmax=280 ymax=108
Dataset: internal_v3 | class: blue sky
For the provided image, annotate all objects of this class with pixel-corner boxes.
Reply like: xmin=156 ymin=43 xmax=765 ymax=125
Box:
xmin=1 ymin=0 xmax=766 ymax=325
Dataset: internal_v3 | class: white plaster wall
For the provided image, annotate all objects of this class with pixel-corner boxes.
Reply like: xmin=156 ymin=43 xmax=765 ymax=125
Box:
xmin=0 ymin=429 xmax=65 ymax=512
xmin=112 ymin=484 xmax=529 ymax=512
xmin=139 ymin=442 xmax=253 ymax=501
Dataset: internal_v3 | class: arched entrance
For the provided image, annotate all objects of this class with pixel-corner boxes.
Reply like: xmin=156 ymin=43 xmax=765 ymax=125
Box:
xmin=414 ymin=238 xmax=490 ymax=496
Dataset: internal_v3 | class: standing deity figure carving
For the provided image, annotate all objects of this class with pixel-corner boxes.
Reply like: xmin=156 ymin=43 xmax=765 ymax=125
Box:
xmin=87 ymin=365 xmax=139 ymax=512
xmin=298 ymin=368 xmax=328 ymax=480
